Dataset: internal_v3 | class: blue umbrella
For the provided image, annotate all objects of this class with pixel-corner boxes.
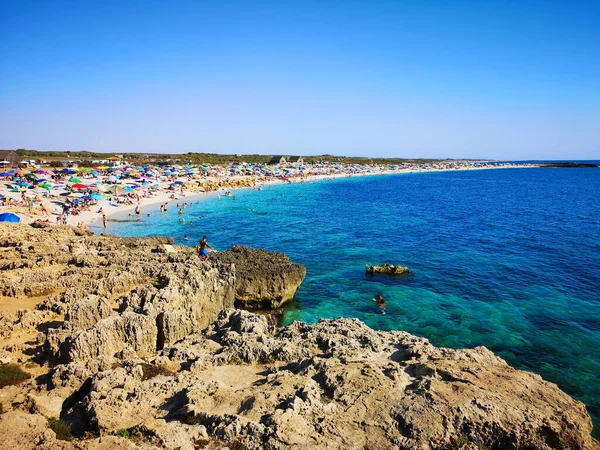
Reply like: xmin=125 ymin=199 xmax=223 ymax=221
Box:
xmin=0 ymin=212 xmax=20 ymax=222
xmin=0 ymin=172 xmax=10 ymax=176
xmin=173 ymin=181 xmax=184 ymax=185
xmin=123 ymin=186 xmax=133 ymax=191
xmin=90 ymin=193 xmax=105 ymax=200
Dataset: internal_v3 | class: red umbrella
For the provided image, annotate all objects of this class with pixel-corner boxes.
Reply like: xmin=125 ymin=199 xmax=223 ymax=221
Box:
xmin=72 ymin=183 xmax=87 ymax=189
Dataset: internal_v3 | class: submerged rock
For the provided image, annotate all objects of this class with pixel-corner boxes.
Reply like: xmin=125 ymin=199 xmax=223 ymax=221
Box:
xmin=367 ymin=263 xmax=410 ymax=275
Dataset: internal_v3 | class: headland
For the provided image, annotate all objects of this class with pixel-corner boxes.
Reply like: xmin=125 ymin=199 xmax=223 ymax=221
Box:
xmin=0 ymin=223 xmax=597 ymax=449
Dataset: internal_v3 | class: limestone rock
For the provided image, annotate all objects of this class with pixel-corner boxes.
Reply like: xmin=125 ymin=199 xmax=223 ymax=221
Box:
xmin=57 ymin=312 xmax=597 ymax=450
xmin=64 ymin=295 xmax=114 ymax=330
xmin=213 ymin=245 xmax=306 ymax=308
xmin=0 ymin=224 xmax=597 ymax=450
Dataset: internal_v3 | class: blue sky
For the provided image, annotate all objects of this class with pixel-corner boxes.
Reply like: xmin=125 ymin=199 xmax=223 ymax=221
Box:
xmin=1 ymin=0 xmax=598 ymax=159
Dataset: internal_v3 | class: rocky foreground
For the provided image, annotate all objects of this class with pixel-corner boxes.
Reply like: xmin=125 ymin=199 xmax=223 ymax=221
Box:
xmin=0 ymin=224 xmax=597 ymax=449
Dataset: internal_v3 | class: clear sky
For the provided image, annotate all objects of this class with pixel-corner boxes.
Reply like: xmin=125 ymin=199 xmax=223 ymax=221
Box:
xmin=1 ymin=0 xmax=598 ymax=159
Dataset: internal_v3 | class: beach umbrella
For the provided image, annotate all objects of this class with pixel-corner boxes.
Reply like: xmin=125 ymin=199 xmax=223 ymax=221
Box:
xmin=90 ymin=193 xmax=105 ymax=200
xmin=81 ymin=195 xmax=92 ymax=200
xmin=97 ymin=185 xmax=108 ymax=192
xmin=0 ymin=212 xmax=20 ymax=222
xmin=18 ymin=182 xmax=30 ymax=187
xmin=62 ymin=168 xmax=76 ymax=174
xmin=71 ymin=183 xmax=87 ymax=189
xmin=80 ymin=168 xmax=92 ymax=173
xmin=69 ymin=177 xmax=82 ymax=183
xmin=123 ymin=186 xmax=133 ymax=191
xmin=0 ymin=172 xmax=11 ymax=177
xmin=107 ymin=175 xmax=118 ymax=182
xmin=39 ymin=183 xmax=52 ymax=189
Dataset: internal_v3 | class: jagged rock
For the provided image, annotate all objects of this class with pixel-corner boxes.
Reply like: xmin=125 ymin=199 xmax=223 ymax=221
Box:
xmin=55 ymin=311 xmax=597 ymax=449
xmin=213 ymin=245 xmax=306 ymax=308
xmin=0 ymin=312 xmax=15 ymax=337
xmin=63 ymin=312 xmax=158 ymax=362
xmin=366 ymin=263 xmax=410 ymax=275
xmin=64 ymin=295 xmax=114 ymax=330
xmin=0 ymin=224 xmax=597 ymax=449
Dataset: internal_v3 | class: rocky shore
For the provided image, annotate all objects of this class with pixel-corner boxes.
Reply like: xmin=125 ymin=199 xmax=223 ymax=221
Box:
xmin=0 ymin=224 xmax=597 ymax=449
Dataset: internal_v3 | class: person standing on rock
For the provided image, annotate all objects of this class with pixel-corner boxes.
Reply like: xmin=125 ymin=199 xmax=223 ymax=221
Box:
xmin=196 ymin=236 xmax=213 ymax=260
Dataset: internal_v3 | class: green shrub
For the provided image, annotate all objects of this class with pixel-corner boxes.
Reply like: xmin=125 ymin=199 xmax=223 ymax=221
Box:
xmin=47 ymin=417 xmax=73 ymax=441
xmin=0 ymin=364 xmax=31 ymax=388
xmin=114 ymin=428 xmax=141 ymax=444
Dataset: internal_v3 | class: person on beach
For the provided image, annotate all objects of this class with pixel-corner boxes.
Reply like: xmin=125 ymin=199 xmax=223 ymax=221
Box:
xmin=135 ymin=205 xmax=140 ymax=216
xmin=102 ymin=214 xmax=107 ymax=229
xmin=196 ymin=236 xmax=213 ymax=260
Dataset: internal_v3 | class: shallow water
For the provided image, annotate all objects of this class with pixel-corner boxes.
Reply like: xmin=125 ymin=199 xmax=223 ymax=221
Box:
xmin=106 ymin=168 xmax=600 ymax=434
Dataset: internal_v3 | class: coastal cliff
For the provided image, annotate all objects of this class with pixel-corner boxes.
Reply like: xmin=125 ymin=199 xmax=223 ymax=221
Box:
xmin=0 ymin=224 xmax=597 ymax=449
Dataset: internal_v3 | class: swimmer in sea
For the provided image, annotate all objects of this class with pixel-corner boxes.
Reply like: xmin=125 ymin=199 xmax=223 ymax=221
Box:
xmin=183 ymin=235 xmax=189 ymax=241
xmin=373 ymin=292 xmax=387 ymax=315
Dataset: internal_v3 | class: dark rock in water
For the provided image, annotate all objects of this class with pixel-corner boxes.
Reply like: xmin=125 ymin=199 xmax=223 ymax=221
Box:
xmin=213 ymin=245 xmax=306 ymax=309
xmin=367 ymin=263 xmax=410 ymax=275
xmin=540 ymin=162 xmax=599 ymax=168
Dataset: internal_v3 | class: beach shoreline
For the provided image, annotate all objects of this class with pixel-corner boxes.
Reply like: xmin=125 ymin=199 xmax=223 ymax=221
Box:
xmin=97 ymin=164 xmax=537 ymax=230
xmin=1 ymin=162 xmax=537 ymax=231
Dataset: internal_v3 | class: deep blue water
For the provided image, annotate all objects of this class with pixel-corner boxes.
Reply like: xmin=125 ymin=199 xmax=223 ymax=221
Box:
xmin=104 ymin=168 xmax=600 ymax=435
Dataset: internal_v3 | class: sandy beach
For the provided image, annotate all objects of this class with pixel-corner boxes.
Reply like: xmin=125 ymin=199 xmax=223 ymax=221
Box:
xmin=0 ymin=161 xmax=536 ymax=231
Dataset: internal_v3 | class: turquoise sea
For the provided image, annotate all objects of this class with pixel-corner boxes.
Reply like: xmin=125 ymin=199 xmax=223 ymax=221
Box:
xmin=104 ymin=168 xmax=600 ymax=435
